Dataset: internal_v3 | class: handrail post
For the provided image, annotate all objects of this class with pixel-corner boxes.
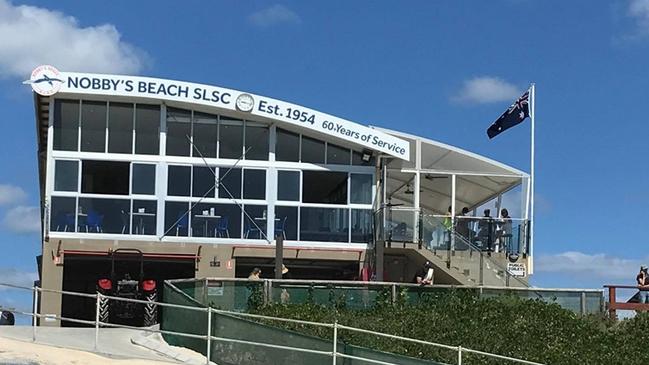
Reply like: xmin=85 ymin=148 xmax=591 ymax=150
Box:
xmin=95 ymin=293 xmax=100 ymax=351
xmin=457 ymin=345 xmax=462 ymax=365
xmin=580 ymin=292 xmax=587 ymax=315
xmin=332 ymin=320 xmax=338 ymax=365
xmin=391 ymin=284 xmax=396 ymax=307
xmin=32 ymin=286 xmax=39 ymax=342
xmin=479 ymin=253 xmax=484 ymax=286
xmin=206 ymin=308 xmax=212 ymax=365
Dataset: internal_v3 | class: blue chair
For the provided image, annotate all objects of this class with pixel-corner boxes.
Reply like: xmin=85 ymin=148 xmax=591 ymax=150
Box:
xmin=214 ymin=216 xmax=230 ymax=238
xmin=54 ymin=213 xmax=76 ymax=232
xmin=244 ymin=220 xmax=261 ymax=239
xmin=176 ymin=212 xmax=190 ymax=236
xmin=86 ymin=210 xmax=104 ymax=233
xmin=274 ymin=216 xmax=288 ymax=240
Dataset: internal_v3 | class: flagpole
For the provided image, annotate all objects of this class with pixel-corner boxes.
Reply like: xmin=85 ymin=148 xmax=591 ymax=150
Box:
xmin=529 ymin=83 xmax=535 ymax=273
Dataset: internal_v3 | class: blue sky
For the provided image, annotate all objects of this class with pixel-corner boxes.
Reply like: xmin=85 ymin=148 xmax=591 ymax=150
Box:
xmin=0 ymin=0 xmax=648 ymax=314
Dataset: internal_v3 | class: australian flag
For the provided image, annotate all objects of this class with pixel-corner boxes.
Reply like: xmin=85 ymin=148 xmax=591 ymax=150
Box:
xmin=487 ymin=90 xmax=530 ymax=139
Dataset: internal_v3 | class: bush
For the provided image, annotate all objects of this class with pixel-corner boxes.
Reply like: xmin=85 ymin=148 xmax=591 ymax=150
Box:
xmin=251 ymin=292 xmax=646 ymax=364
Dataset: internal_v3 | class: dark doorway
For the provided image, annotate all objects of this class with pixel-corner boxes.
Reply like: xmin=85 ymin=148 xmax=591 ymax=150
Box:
xmin=235 ymin=258 xmax=359 ymax=280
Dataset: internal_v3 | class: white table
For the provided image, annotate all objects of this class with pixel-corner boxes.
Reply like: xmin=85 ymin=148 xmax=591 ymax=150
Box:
xmin=131 ymin=212 xmax=156 ymax=234
xmin=194 ymin=214 xmax=221 ymax=237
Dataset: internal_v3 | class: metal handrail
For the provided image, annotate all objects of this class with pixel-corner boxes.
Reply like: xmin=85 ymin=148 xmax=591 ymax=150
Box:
xmin=0 ymin=281 xmax=546 ymax=365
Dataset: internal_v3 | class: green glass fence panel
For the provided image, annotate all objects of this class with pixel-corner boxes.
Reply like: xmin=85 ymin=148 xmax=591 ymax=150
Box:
xmin=161 ymin=282 xmax=208 ymax=354
xmin=344 ymin=344 xmax=449 ymax=365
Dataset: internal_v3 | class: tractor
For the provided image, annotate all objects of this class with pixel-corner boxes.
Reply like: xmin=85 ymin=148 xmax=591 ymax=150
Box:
xmin=96 ymin=249 xmax=157 ymax=327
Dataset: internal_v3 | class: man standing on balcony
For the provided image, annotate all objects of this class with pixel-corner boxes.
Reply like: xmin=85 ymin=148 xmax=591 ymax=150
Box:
xmin=637 ymin=265 xmax=649 ymax=303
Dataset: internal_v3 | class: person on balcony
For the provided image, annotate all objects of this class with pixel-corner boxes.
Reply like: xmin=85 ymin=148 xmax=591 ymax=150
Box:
xmin=496 ymin=209 xmax=513 ymax=253
xmin=477 ymin=209 xmax=494 ymax=251
xmin=637 ymin=265 xmax=649 ymax=303
xmin=455 ymin=207 xmax=471 ymax=240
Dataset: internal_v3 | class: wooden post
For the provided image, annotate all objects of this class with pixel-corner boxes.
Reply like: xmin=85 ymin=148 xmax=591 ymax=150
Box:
xmin=608 ymin=286 xmax=616 ymax=319
xmin=275 ymin=234 xmax=283 ymax=279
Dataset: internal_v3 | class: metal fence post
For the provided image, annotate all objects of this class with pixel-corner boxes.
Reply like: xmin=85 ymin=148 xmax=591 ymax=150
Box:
xmin=332 ymin=320 xmax=338 ymax=365
xmin=32 ymin=287 xmax=39 ymax=342
xmin=457 ymin=346 xmax=462 ymax=365
xmin=206 ymin=308 xmax=212 ymax=365
xmin=580 ymin=292 xmax=587 ymax=315
xmin=391 ymin=284 xmax=396 ymax=307
xmin=95 ymin=293 xmax=100 ymax=351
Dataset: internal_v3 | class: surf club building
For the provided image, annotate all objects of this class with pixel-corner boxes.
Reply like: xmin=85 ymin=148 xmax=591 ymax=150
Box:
xmin=29 ymin=65 xmax=532 ymax=325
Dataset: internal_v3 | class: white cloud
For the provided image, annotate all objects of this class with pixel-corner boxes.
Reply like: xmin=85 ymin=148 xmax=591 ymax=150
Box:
xmin=0 ymin=184 xmax=27 ymax=206
xmin=629 ymin=0 xmax=649 ymax=32
xmin=0 ymin=268 xmax=38 ymax=290
xmin=452 ymin=76 xmax=521 ymax=104
xmin=3 ymin=205 xmax=40 ymax=234
xmin=248 ymin=4 xmax=302 ymax=27
xmin=536 ymin=251 xmax=647 ymax=281
xmin=0 ymin=0 xmax=148 ymax=78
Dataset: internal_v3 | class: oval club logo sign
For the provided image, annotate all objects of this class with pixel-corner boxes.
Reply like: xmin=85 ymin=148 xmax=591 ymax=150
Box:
xmin=23 ymin=65 xmax=64 ymax=96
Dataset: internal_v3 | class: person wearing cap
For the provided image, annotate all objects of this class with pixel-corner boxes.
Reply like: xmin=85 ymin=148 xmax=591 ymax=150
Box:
xmin=248 ymin=267 xmax=262 ymax=280
xmin=414 ymin=261 xmax=434 ymax=285
xmin=637 ymin=265 xmax=649 ymax=303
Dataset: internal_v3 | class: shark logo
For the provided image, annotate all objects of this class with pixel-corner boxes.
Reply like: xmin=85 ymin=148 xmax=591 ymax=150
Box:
xmin=23 ymin=65 xmax=63 ymax=96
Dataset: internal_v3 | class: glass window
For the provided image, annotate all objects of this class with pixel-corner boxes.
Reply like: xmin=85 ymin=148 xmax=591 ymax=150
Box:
xmin=193 ymin=166 xmax=216 ymax=198
xmin=165 ymin=201 xmax=190 ymax=237
xmin=167 ymin=165 xmax=191 ymax=196
xmin=212 ymin=203 xmax=241 ymax=238
xmin=53 ymin=99 xmax=79 ymax=151
xmin=81 ymin=160 xmax=129 ymax=195
xmin=276 ymin=128 xmax=299 ymax=162
xmin=350 ymin=174 xmax=372 ymax=204
xmin=351 ymin=209 xmax=372 ymax=243
xmin=275 ymin=206 xmax=297 ymax=240
xmin=135 ymin=104 xmax=160 ymax=155
xmin=50 ymin=196 xmax=77 ymax=232
xmin=108 ymin=102 xmax=133 ymax=154
xmin=219 ymin=117 xmax=243 ymax=159
xmin=301 ymin=136 xmax=325 ymax=163
xmin=131 ymin=200 xmax=157 ymax=235
xmin=243 ymin=205 xmax=267 ymax=239
xmin=193 ymin=112 xmax=217 ymax=158
xmin=243 ymin=169 xmax=266 ymax=200
xmin=80 ymin=101 xmax=107 ymax=152
xmin=191 ymin=203 xmax=222 ymax=237
xmin=302 ymin=171 xmax=347 ymax=204
xmin=244 ymin=123 xmax=269 ymax=160
xmin=277 ymin=171 xmax=299 ymax=201
xmin=218 ymin=168 xmax=241 ymax=199
xmin=300 ymin=207 xmax=349 ymax=242
xmin=78 ymin=198 xmax=130 ymax=234
xmin=132 ymin=164 xmax=156 ymax=195
xmin=166 ymin=107 xmax=191 ymax=156
xmin=327 ymin=144 xmax=350 ymax=165
xmin=54 ymin=160 xmax=78 ymax=192
xmin=352 ymin=151 xmax=375 ymax=166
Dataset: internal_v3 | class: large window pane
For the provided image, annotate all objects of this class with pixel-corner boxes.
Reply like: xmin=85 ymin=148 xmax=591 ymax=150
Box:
xmin=218 ymin=168 xmax=241 ymax=199
xmin=277 ymin=171 xmax=299 ymax=201
xmin=108 ymin=102 xmax=133 ymax=154
xmin=191 ymin=203 xmax=222 ymax=237
xmin=243 ymin=205 xmax=267 ymax=240
xmin=244 ymin=123 xmax=269 ymax=160
xmin=300 ymin=207 xmax=349 ymax=242
xmin=166 ymin=107 xmax=191 ymax=156
xmin=275 ymin=206 xmax=297 ymax=240
xmin=165 ymin=201 xmax=190 ymax=237
xmin=78 ymin=198 xmax=130 ymax=234
xmin=54 ymin=160 xmax=78 ymax=192
xmin=82 ymin=160 xmax=129 ymax=195
xmin=50 ymin=196 xmax=77 ymax=232
xmin=327 ymin=144 xmax=350 ymax=165
xmin=350 ymin=174 xmax=372 ymax=204
xmin=135 ymin=104 xmax=160 ymax=155
xmin=193 ymin=112 xmax=217 ymax=158
xmin=167 ymin=165 xmax=191 ymax=196
xmin=53 ymin=100 xmax=79 ymax=151
xmin=80 ymin=101 xmax=107 ymax=152
xmin=193 ymin=166 xmax=216 ymax=198
xmin=131 ymin=200 xmax=156 ymax=235
xmin=276 ymin=128 xmax=299 ymax=162
xmin=351 ymin=209 xmax=372 ymax=243
xmin=301 ymin=136 xmax=325 ymax=163
xmin=243 ymin=169 xmax=266 ymax=200
xmin=219 ymin=117 xmax=243 ymax=159
xmin=132 ymin=164 xmax=155 ymax=195
xmin=302 ymin=171 xmax=347 ymax=204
